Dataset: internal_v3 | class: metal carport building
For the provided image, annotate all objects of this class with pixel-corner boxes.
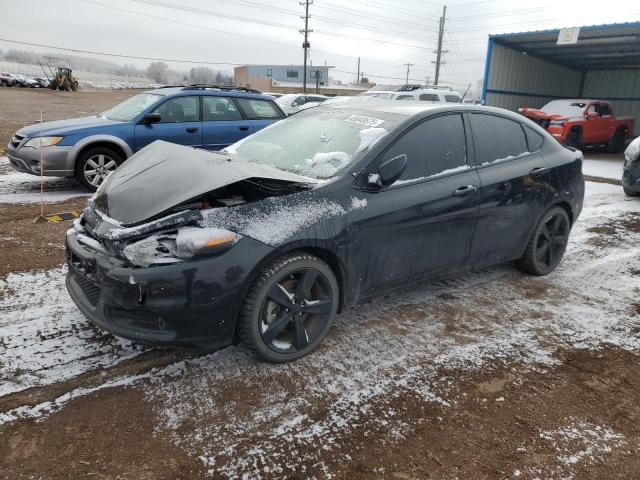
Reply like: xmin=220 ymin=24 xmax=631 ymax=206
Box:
xmin=481 ymin=22 xmax=640 ymax=128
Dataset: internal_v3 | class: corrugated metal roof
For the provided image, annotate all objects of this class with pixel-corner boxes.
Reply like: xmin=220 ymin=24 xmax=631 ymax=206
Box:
xmin=489 ymin=22 xmax=640 ymax=70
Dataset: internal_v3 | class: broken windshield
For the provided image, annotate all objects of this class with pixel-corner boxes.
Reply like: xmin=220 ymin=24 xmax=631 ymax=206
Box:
xmin=225 ymin=108 xmax=405 ymax=179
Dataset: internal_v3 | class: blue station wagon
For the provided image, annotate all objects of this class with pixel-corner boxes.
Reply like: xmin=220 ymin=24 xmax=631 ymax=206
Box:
xmin=6 ymin=85 xmax=286 ymax=190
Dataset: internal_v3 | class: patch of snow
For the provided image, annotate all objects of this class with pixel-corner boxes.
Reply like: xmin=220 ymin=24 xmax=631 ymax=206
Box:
xmin=349 ymin=196 xmax=367 ymax=210
xmin=294 ymin=151 xmax=352 ymax=178
xmin=624 ymin=136 xmax=640 ymax=163
xmin=394 ymin=164 xmax=471 ymax=185
xmin=583 ymin=157 xmax=623 ymax=180
xmin=539 ymin=418 xmax=627 ymax=467
xmin=0 ymin=267 xmax=145 ymax=398
xmin=357 ymin=127 xmax=387 ymax=153
xmin=200 ymin=196 xmax=348 ymax=246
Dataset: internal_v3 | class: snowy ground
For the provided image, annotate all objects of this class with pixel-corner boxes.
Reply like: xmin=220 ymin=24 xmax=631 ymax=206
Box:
xmin=582 ymin=155 xmax=623 ymax=180
xmin=1 ymin=181 xmax=639 ymax=478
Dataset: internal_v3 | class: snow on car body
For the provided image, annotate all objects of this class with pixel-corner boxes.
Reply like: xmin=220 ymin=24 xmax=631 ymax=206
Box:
xmin=65 ymin=102 xmax=584 ymax=362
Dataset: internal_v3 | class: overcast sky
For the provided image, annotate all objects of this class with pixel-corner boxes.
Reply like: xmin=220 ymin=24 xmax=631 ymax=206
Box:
xmin=1 ymin=0 xmax=638 ymax=89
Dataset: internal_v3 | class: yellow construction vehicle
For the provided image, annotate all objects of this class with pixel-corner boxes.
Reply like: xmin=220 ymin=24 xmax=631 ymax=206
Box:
xmin=48 ymin=66 xmax=79 ymax=91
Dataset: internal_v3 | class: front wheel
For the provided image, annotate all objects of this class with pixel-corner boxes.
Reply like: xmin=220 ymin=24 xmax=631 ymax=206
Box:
xmin=238 ymin=252 xmax=339 ymax=362
xmin=516 ymin=206 xmax=571 ymax=276
xmin=74 ymin=147 xmax=123 ymax=191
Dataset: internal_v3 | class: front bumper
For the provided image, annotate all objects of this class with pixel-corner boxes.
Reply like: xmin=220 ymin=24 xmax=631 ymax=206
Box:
xmin=65 ymin=230 xmax=272 ymax=350
xmin=623 ymin=160 xmax=640 ymax=193
xmin=6 ymin=143 xmax=75 ymax=177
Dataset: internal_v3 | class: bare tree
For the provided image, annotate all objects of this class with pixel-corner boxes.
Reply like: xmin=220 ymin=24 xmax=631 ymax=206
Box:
xmin=146 ymin=61 xmax=169 ymax=84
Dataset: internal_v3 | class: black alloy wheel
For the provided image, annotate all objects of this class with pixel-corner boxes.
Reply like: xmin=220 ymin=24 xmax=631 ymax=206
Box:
xmin=517 ymin=206 xmax=570 ymax=276
xmin=239 ymin=252 xmax=338 ymax=362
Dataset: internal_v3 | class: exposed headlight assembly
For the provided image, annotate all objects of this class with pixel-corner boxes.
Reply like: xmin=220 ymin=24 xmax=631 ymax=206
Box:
xmin=122 ymin=227 xmax=240 ymax=267
xmin=23 ymin=136 xmax=64 ymax=148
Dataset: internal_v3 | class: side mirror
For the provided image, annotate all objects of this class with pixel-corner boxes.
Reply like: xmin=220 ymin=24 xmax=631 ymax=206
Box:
xmin=586 ymin=111 xmax=599 ymax=119
xmin=143 ymin=112 xmax=161 ymax=124
xmin=368 ymin=154 xmax=407 ymax=188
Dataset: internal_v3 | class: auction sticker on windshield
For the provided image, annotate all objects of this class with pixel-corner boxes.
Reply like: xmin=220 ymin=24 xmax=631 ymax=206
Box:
xmin=346 ymin=114 xmax=384 ymax=127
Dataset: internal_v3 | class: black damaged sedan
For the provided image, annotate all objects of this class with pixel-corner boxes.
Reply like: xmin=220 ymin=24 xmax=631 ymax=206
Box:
xmin=66 ymin=102 xmax=584 ymax=362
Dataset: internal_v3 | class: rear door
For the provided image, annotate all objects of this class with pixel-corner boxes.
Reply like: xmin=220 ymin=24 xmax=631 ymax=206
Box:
xmin=134 ymin=95 xmax=202 ymax=150
xmin=201 ymin=96 xmax=250 ymax=150
xmin=350 ymin=113 xmax=481 ymax=297
xmin=234 ymin=97 xmax=286 ymax=134
xmin=468 ymin=112 xmax=552 ymax=267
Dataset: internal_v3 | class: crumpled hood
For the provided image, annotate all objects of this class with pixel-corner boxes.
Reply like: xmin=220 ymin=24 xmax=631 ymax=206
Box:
xmin=18 ymin=116 xmax=125 ymax=137
xmin=519 ymin=107 xmax=572 ymax=122
xmin=93 ymin=141 xmax=315 ymax=226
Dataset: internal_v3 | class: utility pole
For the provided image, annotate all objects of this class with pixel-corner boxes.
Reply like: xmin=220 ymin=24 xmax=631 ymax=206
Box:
xmin=300 ymin=0 xmax=312 ymax=93
xmin=356 ymin=57 xmax=360 ymax=84
xmin=404 ymin=63 xmax=414 ymax=84
xmin=433 ymin=5 xmax=447 ymax=86
xmin=315 ymin=69 xmax=321 ymax=93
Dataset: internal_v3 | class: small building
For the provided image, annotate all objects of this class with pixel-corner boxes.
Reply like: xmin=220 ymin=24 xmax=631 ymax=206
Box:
xmin=481 ymin=22 xmax=640 ymax=127
xmin=234 ymin=64 xmax=370 ymax=96
xmin=235 ymin=65 xmax=331 ymax=87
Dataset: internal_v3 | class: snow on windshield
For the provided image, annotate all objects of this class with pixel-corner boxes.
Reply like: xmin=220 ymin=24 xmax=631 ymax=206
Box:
xmin=541 ymin=100 xmax=587 ymax=118
xmin=292 ymin=126 xmax=388 ymax=178
xmin=227 ymin=109 xmax=402 ymax=179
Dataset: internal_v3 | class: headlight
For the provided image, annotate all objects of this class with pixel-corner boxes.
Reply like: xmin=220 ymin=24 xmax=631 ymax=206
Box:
xmin=122 ymin=227 xmax=240 ymax=267
xmin=23 ymin=136 xmax=64 ymax=148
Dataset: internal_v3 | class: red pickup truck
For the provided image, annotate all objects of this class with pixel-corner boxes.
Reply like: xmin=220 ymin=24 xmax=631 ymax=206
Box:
xmin=519 ymin=100 xmax=635 ymax=153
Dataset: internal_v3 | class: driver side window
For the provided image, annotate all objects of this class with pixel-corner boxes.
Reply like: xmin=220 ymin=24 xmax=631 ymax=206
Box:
xmin=381 ymin=114 xmax=467 ymax=184
xmin=153 ymin=96 xmax=200 ymax=123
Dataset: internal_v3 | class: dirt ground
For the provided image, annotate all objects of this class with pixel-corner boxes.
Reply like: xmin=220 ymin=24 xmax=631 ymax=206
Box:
xmin=0 ymin=90 xmax=639 ymax=479
xmin=0 ymin=88 xmax=140 ymax=149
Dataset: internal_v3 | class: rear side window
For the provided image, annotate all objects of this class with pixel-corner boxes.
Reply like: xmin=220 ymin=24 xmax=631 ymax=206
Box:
xmin=396 ymin=95 xmax=414 ymax=100
xmin=445 ymin=95 xmax=461 ymax=103
xmin=236 ymin=98 xmax=283 ymax=119
xmin=524 ymin=126 xmax=544 ymax=152
xmin=385 ymin=114 xmax=467 ymax=182
xmin=419 ymin=93 xmax=438 ymax=101
xmin=469 ymin=114 xmax=529 ymax=164
xmin=202 ymin=96 xmax=242 ymax=121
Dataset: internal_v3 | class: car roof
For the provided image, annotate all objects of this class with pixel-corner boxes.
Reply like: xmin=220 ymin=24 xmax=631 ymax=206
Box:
xmin=320 ymin=100 xmax=528 ymax=120
xmin=145 ymin=86 xmax=274 ymax=100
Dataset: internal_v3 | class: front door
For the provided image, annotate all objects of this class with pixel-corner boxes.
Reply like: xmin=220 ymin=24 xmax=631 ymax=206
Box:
xmin=134 ymin=95 xmax=202 ymax=150
xmin=348 ymin=113 xmax=481 ymax=298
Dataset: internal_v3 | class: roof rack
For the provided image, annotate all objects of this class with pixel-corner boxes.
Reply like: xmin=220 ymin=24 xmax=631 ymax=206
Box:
xmin=182 ymin=84 xmax=262 ymax=93
xmin=397 ymin=84 xmax=423 ymax=91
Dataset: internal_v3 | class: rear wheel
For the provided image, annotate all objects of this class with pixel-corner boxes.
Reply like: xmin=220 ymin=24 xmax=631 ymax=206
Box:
xmin=517 ymin=206 xmax=570 ymax=276
xmin=624 ymin=186 xmax=640 ymax=197
xmin=607 ymin=130 xmax=625 ymax=153
xmin=238 ymin=252 xmax=339 ymax=362
xmin=74 ymin=146 xmax=123 ymax=191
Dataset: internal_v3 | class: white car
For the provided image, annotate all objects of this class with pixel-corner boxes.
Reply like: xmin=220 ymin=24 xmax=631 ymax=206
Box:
xmin=275 ymin=94 xmax=328 ymax=115
xmin=359 ymin=88 xmax=463 ymax=103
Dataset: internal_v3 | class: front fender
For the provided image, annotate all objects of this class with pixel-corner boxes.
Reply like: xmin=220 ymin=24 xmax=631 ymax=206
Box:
xmin=67 ymin=135 xmax=134 ymax=165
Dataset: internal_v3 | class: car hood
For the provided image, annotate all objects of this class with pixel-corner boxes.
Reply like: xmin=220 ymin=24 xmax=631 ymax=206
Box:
xmin=92 ymin=141 xmax=316 ymax=226
xmin=18 ymin=116 xmax=125 ymax=137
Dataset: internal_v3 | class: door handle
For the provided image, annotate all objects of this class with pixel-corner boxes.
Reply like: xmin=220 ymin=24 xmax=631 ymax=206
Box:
xmin=529 ymin=166 xmax=548 ymax=177
xmin=452 ymin=185 xmax=478 ymax=197
xmin=186 ymin=127 xmax=198 ymax=133
xmin=239 ymin=126 xmax=249 ymax=131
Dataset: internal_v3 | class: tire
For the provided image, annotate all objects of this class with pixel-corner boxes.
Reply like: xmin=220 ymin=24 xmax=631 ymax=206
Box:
xmin=63 ymin=80 xmax=71 ymax=91
xmin=71 ymin=81 xmax=78 ymax=92
xmin=49 ymin=81 xmax=57 ymax=90
xmin=566 ymin=128 xmax=581 ymax=149
xmin=238 ymin=252 xmax=339 ymax=362
xmin=516 ymin=206 xmax=571 ymax=276
xmin=624 ymin=186 xmax=640 ymax=197
xmin=607 ymin=130 xmax=625 ymax=154
xmin=74 ymin=146 xmax=123 ymax=192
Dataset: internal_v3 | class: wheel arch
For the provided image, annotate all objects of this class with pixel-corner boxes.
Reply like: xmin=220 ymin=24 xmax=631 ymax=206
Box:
xmin=231 ymin=242 xmax=348 ymax=344
xmin=68 ymin=135 xmax=133 ymax=168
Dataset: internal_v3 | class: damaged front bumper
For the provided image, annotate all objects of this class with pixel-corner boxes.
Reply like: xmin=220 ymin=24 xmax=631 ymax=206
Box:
xmin=65 ymin=228 xmax=273 ymax=350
